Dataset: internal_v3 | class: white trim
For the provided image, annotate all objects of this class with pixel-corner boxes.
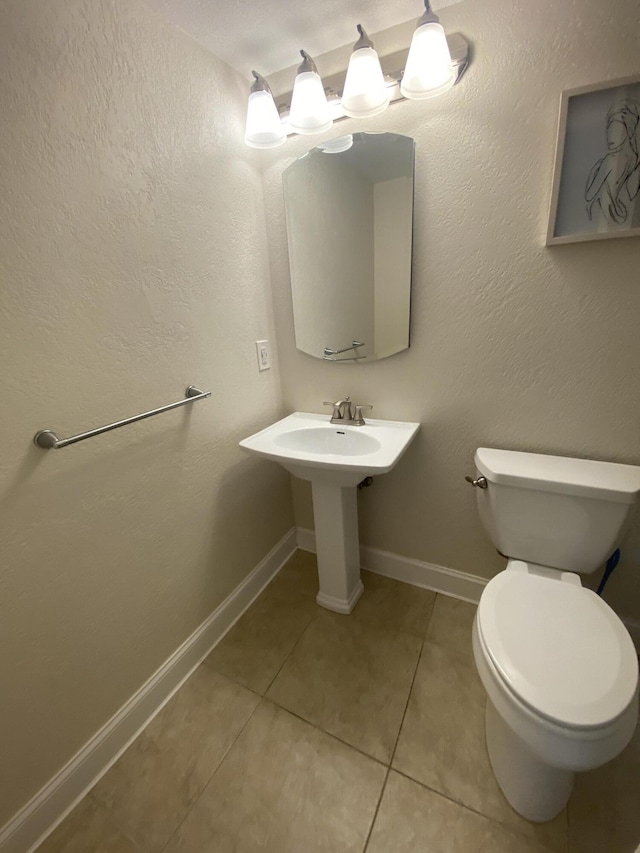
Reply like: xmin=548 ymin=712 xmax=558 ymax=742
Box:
xmin=298 ymin=528 xmax=640 ymax=647
xmin=360 ymin=544 xmax=488 ymax=604
xmin=297 ymin=527 xmax=487 ymax=604
xmin=1 ymin=528 xmax=297 ymax=853
xmin=295 ymin=526 xmax=317 ymax=555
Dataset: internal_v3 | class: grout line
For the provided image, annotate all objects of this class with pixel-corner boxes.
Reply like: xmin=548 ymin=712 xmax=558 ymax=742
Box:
xmin=422 ymin=591 xmax=439 ymax=641
xmin=107 ymin=571 xmax=488 ymax=853
xmin=389 ymin=638 xmax=427 ymax=768
xmin=388 ymin=596 xmax=565 ymax=853
xmin=261 ymin=580 xmax=440 ymax=765
xmin=361 ymin=767 xmax=391 ymax=853
xmin=362 ymin=599 xmax=434 ymax=852
xmin=261 ymin=699 xmax=389 ymax=770
xmin=386 ymin=589 xmax=437 ymax=767
xmin=360 ymin=655 xmax=422 ymax=852
xmin=384 ymin=597 xmax=565 ymax=853
xmin=389 ymin=766 xmax=563 ymax=853
xmin=262 ymin=605 xmax=319 ymax=696
xmin=157 ymin=693 xmax=264 ymax=853
xmin=158 ymin=560 xmax=322 ymax=851
xmin=262 ymin=590 xmax=437 ymax=770
xmin=259 ymin=554 xmax=327 ymax=693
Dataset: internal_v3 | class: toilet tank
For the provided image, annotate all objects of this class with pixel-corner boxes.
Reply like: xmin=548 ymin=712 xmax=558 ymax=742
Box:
xmin=474 ymin=448 xmax=640 ymax=574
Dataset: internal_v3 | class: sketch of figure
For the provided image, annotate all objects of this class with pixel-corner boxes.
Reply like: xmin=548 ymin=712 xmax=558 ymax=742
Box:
xmin=585 ymin=99 xmax=640 ymax=225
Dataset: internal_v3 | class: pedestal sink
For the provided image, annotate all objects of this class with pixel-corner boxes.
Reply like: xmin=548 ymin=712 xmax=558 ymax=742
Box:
xmin=240 ymin=412 xmax=420 ymax=613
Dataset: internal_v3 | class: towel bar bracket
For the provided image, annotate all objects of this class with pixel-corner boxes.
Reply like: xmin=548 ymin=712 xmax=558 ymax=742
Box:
xmin=33 ymin=430 xmax=59 ymax=449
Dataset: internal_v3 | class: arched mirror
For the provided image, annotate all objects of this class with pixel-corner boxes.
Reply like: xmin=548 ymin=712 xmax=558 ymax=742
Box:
xmin=283 ymin=132 xmax=415 ymax=363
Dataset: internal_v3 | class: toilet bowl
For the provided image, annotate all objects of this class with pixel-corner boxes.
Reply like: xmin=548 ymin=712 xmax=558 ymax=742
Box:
xmin=468 ymin=448 xmax=640 ymax=822
xmin=472 ymin=560 xmax=638 ymax=821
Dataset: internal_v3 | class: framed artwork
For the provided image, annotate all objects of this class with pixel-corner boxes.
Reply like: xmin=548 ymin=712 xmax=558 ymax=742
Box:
xmin=546 ymin=76 xmax=640 ymax=245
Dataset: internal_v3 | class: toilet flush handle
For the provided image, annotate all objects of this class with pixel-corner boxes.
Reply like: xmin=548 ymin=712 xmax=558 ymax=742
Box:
xmin=465 ymin=475 xmax=488 ymax=489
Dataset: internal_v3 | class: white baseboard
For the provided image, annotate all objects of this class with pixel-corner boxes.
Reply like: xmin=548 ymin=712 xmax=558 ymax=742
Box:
xmin=1 ymin=528 xmax=297 ymax=853
xmin=296 ymin=528 xmax=640 ymax=650
xmin=296 ymin=527 xmax=487 ymax=604
xmin=295 ymin=527 xmax=317 ymax=555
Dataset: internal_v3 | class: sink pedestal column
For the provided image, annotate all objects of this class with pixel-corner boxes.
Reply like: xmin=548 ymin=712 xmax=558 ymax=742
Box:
xmin=311 ymin=482 xmax=364 ymax=613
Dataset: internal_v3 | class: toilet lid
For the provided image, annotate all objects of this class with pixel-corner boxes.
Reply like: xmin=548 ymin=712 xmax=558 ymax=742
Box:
xmin=477 ymin=570 xmax=638 ymax=728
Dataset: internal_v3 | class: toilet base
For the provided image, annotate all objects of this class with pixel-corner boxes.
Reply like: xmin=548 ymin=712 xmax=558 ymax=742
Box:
xmin=486 ymin=698 xmax=574 ymax=823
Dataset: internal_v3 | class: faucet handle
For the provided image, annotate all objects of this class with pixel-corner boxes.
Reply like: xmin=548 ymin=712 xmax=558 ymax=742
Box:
xmin=352 ymin=404 xmax=373 ymax=425
xmin=323 ymin=400 xmax=343 ymax=419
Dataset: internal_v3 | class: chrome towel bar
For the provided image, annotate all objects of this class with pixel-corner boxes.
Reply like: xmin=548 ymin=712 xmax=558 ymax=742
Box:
xmin=33 ymin=385 xmax=211 ymax=449
xmin=323 ymin=340 xmax=366 ymax=361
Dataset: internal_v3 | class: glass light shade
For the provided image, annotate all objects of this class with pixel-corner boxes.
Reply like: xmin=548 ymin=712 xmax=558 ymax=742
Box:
xmin=244 ymin=90 xmax=286 ymax=148
xmin=341 ymin=47 xmax=390 ymax=118
xmin=289 ymin=71 xmax=333 ymax=135
xmin=400 ymin=21 xmax=455 ymax=100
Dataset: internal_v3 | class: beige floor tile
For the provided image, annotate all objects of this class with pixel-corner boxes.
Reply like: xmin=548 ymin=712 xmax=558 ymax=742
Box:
xmin=267 ymin=609 xmax=422 ymax=763
xmin=203 ymin=550 xmax=319 ymax=693
xmin=393 ymin=642 xmax=567 ymax=852
xmin=163 ymin=700 xmax=386 ymax=853
xmin=426 ymin=594 xmax=477 ymax=656
xmin=348 ymin=570 xmax=436 ymax=638
xmin=568 ymin=716 xmax=640 ymax=853
xmin=36 ymin=796 xmax=142 ymax=853
xmin=90 ymin=666 xmax=259 ymax=853
xmin=261 ymin=548 xmax=320 ymax=603
xmin=367 ymin=771 xmax=558 ymax=853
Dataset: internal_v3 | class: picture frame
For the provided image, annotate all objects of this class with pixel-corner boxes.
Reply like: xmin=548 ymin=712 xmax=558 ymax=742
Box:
xmin=546 ymin=75 xmax=640 ymax=245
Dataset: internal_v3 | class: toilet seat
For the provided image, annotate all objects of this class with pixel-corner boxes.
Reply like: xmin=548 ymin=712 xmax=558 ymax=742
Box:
xmin=477 ymin=566 xmax=638 ymax=729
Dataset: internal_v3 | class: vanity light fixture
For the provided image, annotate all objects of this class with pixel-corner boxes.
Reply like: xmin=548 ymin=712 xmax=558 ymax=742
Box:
xmin=288 ymin=50 xmax=334 ymax=135
xmin=401 ymin=0 xmax=455 ymax=99
xmin=341 ymin=26 xmax=390 ymax=118
xmin=244 ymin=71 xmax=286 ymax=148
xmin=242 ymin=2 xmax=470 ymax=147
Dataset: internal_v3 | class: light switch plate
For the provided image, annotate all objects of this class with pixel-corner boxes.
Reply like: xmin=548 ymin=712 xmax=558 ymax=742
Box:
xmin=256 ymin=340 xmax=271 ymax=371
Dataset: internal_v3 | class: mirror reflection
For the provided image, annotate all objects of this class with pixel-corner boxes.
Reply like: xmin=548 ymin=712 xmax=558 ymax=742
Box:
xmin=283 ymin=132 xmax=415 ymax=362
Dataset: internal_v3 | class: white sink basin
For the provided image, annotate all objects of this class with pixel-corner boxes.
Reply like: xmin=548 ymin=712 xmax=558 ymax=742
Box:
xmin=274 ymin=426 xmax=382 ymax=457
xmin=240 ymin=411 xmax=420 ymax=616
xmin=240 ymin=412 xmax=420 ymax=487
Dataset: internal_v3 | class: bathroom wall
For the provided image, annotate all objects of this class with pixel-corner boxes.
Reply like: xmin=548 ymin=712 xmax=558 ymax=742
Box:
xmin=0 ymin=0 xmax=292 ymax=827
xmin=260 ymin=0 xmax=640 ymax=619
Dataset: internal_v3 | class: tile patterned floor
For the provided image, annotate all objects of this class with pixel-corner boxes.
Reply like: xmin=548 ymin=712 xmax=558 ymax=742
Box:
xmin=38 ymin=550 xmax=640 ymax=853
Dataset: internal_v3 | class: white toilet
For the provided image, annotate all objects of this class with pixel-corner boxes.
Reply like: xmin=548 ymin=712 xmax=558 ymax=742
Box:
xmin=469 ymin=447 xmax=640 ymax=823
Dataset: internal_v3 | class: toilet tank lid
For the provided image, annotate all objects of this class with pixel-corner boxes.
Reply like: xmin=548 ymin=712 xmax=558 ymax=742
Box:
xmin=475 ymin=448 xmax=640 ymax=504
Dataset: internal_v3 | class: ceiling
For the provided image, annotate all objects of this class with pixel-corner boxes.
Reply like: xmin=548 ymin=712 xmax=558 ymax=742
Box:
xmin=144 ymin=0 xmax=461 ymax=80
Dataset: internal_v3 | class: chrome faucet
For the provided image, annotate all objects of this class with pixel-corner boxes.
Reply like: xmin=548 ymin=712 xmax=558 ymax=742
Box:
xmin=324 ymin=396 xmax=352 ymax=421
xmin=323 ymin=396 xmax=373 ymax=426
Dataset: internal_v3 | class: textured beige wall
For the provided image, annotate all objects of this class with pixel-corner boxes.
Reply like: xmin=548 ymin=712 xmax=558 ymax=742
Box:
xmin=0 ymin=0 xmax=292 ymax=826
xmin=261 ymin=0 xmax=640 ymax=618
